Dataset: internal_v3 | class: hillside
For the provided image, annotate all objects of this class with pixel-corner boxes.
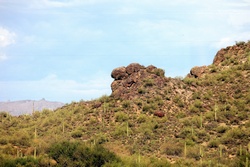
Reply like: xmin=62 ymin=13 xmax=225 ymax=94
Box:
xmin=0 ymin=41 xmax=249 ymax=166
xmin=0 ymin=99 xmax=64 ymax=116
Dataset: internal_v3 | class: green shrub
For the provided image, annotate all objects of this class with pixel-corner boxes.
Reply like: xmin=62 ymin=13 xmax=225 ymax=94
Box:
xmin=186 ymin=145 xmax=201 ymax=160
xmin=122 ymin=100 xmax=131 ymax=109
xmin=115 ymin=112 xmax=129 ymax=122
xmin=71 ymin=130 xmax=83 ymax=138
xmin=138 ymin=87 xmax=146 ymax=94
xmin=0 ymin=156 xmax=39 ymax=167
xmin=192 ymin=92 xmax=201 ymax=100
xmin=193 ymin=99 xmax=203 ymax=108
xmin=189 ymin=104 xmax=199 ymax=113
xmin=162 ymin=141 xmax=183 ymax=156
xmin=216 ymin=125 xmax=228 ymax=134
xmin=173 ymin=95 xmax=185 ymax=108
xmin=234 ymin=148 xmax=250 ymax=167
xmin=220 ymin=128 xmax=246 ymax=144
xmin=235 ymin=41 xmax=245 ymax=46
xmin=113 ymin=124 xmax=131 ymax=137
xmin=98 ymin=95 xmax=110 ymax=103
xmin=142 ymin=103 xmax=157 ymax=113
xmin=49 ymin=141 xmax=120 ymax=167
xmin=183 ymin=77 xmax=196 ymax=85
xmin=144 ymin=79 xmax=154 ymax=87
xmin=208 ymin=139 xmax=220 ymax=148
xmin=137 ymin=114 xmax=147 ymax=123
xmin=153 ymin=68 xmax=165 ymax=77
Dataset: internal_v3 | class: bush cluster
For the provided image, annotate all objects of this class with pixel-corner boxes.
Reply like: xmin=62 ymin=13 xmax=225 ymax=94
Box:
xmin=49 ymin=141 xmax=121 ymax=167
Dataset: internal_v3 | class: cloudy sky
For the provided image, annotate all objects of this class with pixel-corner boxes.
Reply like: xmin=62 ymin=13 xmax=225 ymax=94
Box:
xmin=0 ymin=0 xmax=250 ymax=103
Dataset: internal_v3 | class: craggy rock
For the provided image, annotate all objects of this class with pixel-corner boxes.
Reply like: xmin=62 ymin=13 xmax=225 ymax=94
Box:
xmin=213 ymin=49 xmax=227 ymax=65
xmin=92 ymin=101 xmax=102 ymax=109
xmin=213 ymin=42 xmax=250 ymax=65
xmin=111 ymin=67 xmax=128 ymax=80
xmin=126 ymin=63 xmax=144 ymax=75
xmin=190 ymin=66 xmax=207 ymax=78
xmin=146 ymin=65 xmax=157 ymax=73
xmin=110 ymin=63 xmax=167 ymax=99
xmin=154 ymin=111 xmax=165 ymax=117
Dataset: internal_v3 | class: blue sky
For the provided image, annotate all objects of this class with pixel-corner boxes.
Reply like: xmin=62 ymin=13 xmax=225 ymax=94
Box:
xmin=0 ymin=0 xmax=250 ymax=103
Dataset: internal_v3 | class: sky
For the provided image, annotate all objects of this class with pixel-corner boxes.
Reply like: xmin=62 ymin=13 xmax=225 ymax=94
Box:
xmin=0 ymin=0 xmax=250 ymax=103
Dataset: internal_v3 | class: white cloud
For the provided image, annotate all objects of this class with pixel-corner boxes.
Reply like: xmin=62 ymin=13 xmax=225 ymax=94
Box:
xmin=0 ymin=27 xmax=16 ymax=47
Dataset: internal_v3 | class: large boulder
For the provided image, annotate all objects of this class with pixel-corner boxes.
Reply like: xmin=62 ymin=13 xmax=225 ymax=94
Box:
xmin=190 ymin=66 xmax=207 ymax=78
xmin=125 ymin=63 xmax=144 ymax=75
xmin=110 ymin=63 xmax=166 ymax=99
xmin=111 ymin=66 xmax=128 ymax=80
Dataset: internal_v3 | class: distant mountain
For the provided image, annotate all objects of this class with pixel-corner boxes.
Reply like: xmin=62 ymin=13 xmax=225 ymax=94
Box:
xmin=0 ymin=98 xmax=65 ymax=116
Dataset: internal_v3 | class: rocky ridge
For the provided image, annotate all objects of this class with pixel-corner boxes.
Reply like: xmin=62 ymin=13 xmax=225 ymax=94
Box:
xmin=109 ymin=41 xmax=250 ymax=117
xmin=0 ymin=41 xmax=249 ymax=166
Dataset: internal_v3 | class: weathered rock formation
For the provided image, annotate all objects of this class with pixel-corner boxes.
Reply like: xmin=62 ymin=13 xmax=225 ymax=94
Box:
xmin=111 ymin=63 xmax=166 ymax=99
xmin=213 ymin=41 xmax=250 ymax=65
xmin=189 ymin=66 xmax=207 ymax=78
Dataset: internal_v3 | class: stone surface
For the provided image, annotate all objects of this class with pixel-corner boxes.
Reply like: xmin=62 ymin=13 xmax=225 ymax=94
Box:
xmin=110 ymin=63 xmax=166 ymax=99
xmin=111 ymin=66 xmax=128 ymax=80
xmin=190 ymin=66 xmax=207 ymax=78
xmin=125 ymin=63 xmax=144 ymax=75
xmin=154 ymin=111 xmax=165 ymax=117
xmin=213 ymin=49 xmax=226 ymax=65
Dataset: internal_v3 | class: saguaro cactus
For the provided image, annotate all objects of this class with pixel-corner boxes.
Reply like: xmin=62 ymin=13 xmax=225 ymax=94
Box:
xmin=184 ymin=142 xmax=187 ymax=158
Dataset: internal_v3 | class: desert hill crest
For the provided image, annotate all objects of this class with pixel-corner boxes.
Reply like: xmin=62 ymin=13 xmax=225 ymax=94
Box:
xmin=0 ymin=41 xmax=249 ymax=166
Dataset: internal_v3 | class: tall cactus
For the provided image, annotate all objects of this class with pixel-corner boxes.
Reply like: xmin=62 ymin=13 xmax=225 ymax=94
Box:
xmin=214 ymin=104 xmax=218 ymax=121
xmin=126 ymin=121 xmax=129 ymax=137
xmin=62 ymin=121 xmax=65 ymax=134
xmin=34 ymin=127 xmax=37 ymax=158
xmin=184 ymin=142 xmax=187 ymax=158
xmin=200 ymin=113 xmax=203 ymax=129
xmin=240 ymin=145 xmax=243 ymax=156
xmin=219 ymin=145 xmax=223 ymax=158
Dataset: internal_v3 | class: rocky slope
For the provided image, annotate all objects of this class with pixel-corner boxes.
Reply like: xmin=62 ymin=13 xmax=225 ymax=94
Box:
xmin=0 ymin=41 xmax=249 ymax=166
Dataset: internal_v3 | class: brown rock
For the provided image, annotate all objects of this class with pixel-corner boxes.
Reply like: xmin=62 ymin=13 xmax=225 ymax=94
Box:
xmin=111 ymin=80 xmax=121 ymax=90
xmin=92 ymin=101 xmax=102 ymax=108
xmin=154 ymin=111 xmax=165 ymax=117
xmin=146 ymin=65 xmax=157 ymax=73
xmin=213 ymin=49 xmax=226 ymax=65
xmin=190 ymin=66 xmax=207 ymax=78
xmin=124 ymin=77 xmax=136 ymax=87
xmin=126 ymin=63 xmax=144 ymax=75
xmin=110 ymin=63 xmax=167 ymax=99
xmin=111 ymin=66 xmax=128 ymax=80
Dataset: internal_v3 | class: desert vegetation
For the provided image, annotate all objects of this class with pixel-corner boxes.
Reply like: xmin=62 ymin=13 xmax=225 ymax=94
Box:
xmin=0 ymin=41 xmax=250 ymax=166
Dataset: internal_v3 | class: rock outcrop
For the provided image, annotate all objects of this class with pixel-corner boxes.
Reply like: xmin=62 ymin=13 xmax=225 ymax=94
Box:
xmin=189 ymin=66 xmax=207 ymax=78
xmin=213 ymin=41 xmax=250 ymax=65
xmin=111 ymin=63 xmax=166 ymax=99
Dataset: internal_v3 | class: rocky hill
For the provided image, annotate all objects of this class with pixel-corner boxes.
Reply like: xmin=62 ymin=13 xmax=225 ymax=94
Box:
xmin=0 ymin=99 xmax=64 ymax=116
xmin=0 ymin=41 xmax=249 ymax=166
